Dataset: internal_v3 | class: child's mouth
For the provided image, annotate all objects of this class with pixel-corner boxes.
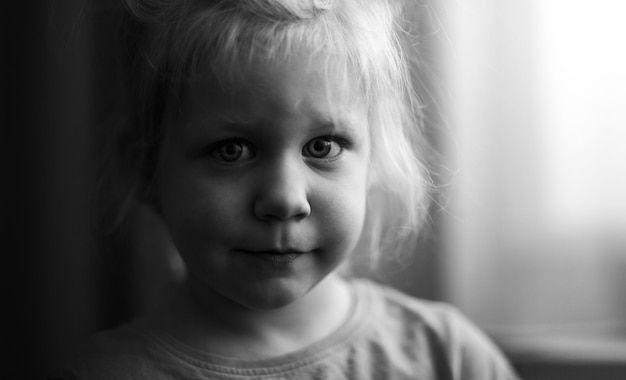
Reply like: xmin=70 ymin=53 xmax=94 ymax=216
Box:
xmin=256 ymin=251 xmax=303 ymax=264
xmin=236 ymin=249 xmax=310 ymax=265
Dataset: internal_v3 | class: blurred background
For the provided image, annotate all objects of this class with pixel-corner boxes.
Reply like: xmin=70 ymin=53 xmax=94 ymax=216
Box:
xmin=4 ymin=0 xmax=626 ymax=378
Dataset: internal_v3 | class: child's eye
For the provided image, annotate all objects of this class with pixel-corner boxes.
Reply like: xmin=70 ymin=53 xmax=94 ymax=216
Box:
xmin=302 ymin=137 xmax=346 ymax=159
xmin=210 ymin=140 xmax=254 ymax=162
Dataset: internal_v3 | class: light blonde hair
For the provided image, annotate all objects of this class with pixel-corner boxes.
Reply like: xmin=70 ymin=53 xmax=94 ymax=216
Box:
xmin=107 ymin=0 xmax=435 ymax=271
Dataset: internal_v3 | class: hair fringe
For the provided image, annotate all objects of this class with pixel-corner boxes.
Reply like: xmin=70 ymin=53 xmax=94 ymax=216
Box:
xmin=235 ymin=0 xmax=338 ymax=21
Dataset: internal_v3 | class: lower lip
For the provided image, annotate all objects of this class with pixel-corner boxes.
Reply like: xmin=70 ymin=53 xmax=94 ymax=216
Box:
xmin=256 ymin=252 xmax=303 ymax=264
xmin=238 ymin=250 xmax=307 ymax=265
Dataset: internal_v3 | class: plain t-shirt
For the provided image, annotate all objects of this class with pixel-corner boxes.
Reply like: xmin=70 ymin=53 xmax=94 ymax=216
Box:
xmin=50 ymin=279 xmax=519 ymax=379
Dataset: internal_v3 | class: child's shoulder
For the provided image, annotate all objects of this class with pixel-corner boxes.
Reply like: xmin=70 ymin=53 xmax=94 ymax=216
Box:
xmin=49 ymin=321 xmax=169 ymax=380
xmin=351 ymin=277 xmax=493 ymax=346
xmin=351 ymin=277 xmax=468 ymax=329
xmin=348 ymin=278 xmax=519 ymax=379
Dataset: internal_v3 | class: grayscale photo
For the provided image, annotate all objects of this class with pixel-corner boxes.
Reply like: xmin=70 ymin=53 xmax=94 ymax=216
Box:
xmin=5 ymin=1 xmax=625 ymax=379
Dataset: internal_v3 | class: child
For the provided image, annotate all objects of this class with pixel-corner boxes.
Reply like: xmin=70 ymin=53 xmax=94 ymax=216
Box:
xmin=52 ymin=0 xmax=519 ymax=378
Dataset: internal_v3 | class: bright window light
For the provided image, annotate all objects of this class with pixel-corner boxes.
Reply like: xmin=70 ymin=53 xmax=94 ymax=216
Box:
xmin=537 ymin=1 xmax=626 ymax=230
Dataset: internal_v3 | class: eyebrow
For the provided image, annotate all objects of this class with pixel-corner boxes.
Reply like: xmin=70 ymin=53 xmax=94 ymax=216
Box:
xmin=311 ymin=121 xmax=339 ymax=133
xmin=306 ymin=109 xmax=362 ymax=134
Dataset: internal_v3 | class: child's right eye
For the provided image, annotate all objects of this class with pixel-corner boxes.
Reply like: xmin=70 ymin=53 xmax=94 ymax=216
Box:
xmin=209 ymin=140 xmax=255 ymax=163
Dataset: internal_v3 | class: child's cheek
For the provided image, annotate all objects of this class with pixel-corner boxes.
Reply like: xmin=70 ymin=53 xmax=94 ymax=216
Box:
xmin=312 ymin=171 xmax=369 ymax=253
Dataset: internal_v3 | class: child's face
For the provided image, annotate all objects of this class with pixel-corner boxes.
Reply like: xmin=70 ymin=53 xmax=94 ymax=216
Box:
xmin=156 ymin=51 xmax=370 ymax=310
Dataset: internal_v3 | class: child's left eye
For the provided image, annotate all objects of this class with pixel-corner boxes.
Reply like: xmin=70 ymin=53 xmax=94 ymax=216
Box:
xmin=302 ymin=137 xmax=345 ymax=159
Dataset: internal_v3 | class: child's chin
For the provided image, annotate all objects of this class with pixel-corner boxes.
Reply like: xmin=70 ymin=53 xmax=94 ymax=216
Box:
xmin=233 ymin=280 xmax=312 ymax=310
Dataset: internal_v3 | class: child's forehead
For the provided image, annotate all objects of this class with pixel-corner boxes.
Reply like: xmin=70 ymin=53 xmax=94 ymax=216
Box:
xmin=173 ymin=52 xmax=369 ymax=136
xmin=186 ymin=49 xmax=368 ymax=113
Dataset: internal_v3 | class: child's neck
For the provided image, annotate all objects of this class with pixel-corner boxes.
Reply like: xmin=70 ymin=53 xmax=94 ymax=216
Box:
xmin=153 ymin=274 xmax=353 ymax=360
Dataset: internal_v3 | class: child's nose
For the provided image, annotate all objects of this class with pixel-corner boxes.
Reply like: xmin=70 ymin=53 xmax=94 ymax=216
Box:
xmin=253 ymin=158 xmax=311 ymax=222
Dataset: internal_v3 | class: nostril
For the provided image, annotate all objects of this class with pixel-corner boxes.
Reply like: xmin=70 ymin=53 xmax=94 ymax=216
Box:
xmin=254 ymin=196 xmax=311 ymax=221
xmin=291 ymin=202 xmax=312 ymax=221
xmin=253 ymin=188 xmax=311 ymax=221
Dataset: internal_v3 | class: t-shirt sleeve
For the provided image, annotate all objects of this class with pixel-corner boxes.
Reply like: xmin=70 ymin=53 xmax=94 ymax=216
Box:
xmin=437 ymin=305 xmax=520 ymax=380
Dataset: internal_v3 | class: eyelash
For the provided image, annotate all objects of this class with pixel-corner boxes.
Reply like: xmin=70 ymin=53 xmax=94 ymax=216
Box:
xmin=208 ymin=139 xmax=255 ymax=163
xmin=302 ymin=136 xmax=352 ymax=160
xmin=206 ymin=135 xmax=352 ymax=164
